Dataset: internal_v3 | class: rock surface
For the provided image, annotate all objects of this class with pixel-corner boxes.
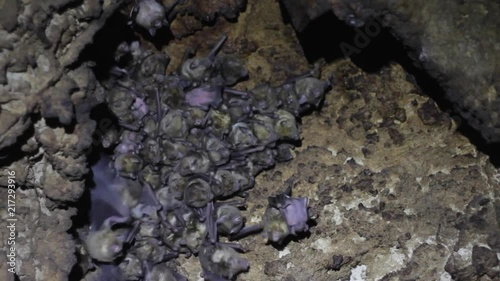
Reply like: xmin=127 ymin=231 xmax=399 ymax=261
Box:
xmin=0 ymin=0 xmax=118 ymax=280
xmin=165 ymin=1 xmax=500 ymax=279
xmin=281 ymin=0 xmax=500 ymax=143
xmin=0 ymin=0 xmax=498 ymax=281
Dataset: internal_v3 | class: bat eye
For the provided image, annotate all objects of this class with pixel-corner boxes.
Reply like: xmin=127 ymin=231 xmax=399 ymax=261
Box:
xmin=111 ymin=243 xmax=122 ymax=254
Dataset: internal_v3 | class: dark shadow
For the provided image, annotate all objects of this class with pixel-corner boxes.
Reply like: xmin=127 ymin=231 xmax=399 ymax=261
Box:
xmin=456 ymin=127 xmax=500 ymax=166
xmin=295 ymin=11 xmax=352 ymax=63
xmin=78 ymin=12 xmax=138 ymax=81
xmin=280 ymin=8 xmax=500 ymax=167
xmin=136 ymin=23 xmax=175 ymax=50
xmin=294 ymin=11 xmax=410 ymax=73
xmin=277 ymin=0 xmax=292 ymax=25
xmin=0 ymin=115 xmax=38 ymax=167
xmin=56 ymin=0 xmax=85 ymax=15
xmin=67 ymin=168 xmax=92 ymax=280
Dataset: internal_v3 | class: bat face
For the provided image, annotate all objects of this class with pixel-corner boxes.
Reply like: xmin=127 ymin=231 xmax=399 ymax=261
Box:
xmin=216 ymin=205 xmax=244 ymax=236
xmin=199 ymin=243 xmax=249 ymax=281
xmin=262 ymin=206 xmax=290 ymax=244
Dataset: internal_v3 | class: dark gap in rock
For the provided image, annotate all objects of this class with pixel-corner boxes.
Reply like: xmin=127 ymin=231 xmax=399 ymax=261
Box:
xmin=68 ymin=178 xmax=91 ymax=234
xmin=225 ymin=14 xmax=242 ymax=24
xmin=67 ymin=243 xmax=86 ymax=281
xmin=44 ymin=116 xmax=78 ymax=134
xmin=294 ymin=11 xmax=413 ymax=72
xmin=294 ymin=11 xmax=352 ymax=63
xmin=57 ymin=0 xmax=85 ymax=14
xmin=287 ymin=10 xmax=500 ymax=166
xmin=78 ymin=12 xmax=137 ymax=81
xmin=137 ymin=22 xmax=176 ymax=49
xmin=277 ymin=0 xmax=292 ymax=25
xmin=0 ymin=115 xmax=38 ymax=166
xmin=457 ymin=127 xmax=499 ymax=167
xmin=67 ymin=176 xmax=91 ymax=280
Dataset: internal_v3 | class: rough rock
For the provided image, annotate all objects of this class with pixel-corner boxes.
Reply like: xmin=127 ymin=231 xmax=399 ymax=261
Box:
xmin=0 ymin=0 xmax=498 ymax=280
xmin=0 ymin=186 xmax=77 ymax=281
xmin=0 ymin=1 xmax=122 ymax=280
xmin=166 ymin=1 xmax=500 ymax=279
xmin=281 ymin=0 xmax=500 ymax=143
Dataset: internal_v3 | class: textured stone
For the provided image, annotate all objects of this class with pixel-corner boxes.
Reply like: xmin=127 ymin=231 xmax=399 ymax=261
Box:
xmin=0 ymin=1 xmax=498 ymax=280
xmin=282 ymin=0 xmax=500 ymax=143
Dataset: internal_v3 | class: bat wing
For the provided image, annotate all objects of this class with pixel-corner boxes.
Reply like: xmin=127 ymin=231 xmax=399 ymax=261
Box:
xmin=90 ymin=155 xmax=130 ymax=230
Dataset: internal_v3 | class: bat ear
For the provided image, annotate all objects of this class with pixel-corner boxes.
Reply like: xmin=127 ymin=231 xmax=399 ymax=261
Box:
xmin=90 ymin=155 xmax=130 ymax=230
xmin=138 ymin=183 xmax=158 ymax=206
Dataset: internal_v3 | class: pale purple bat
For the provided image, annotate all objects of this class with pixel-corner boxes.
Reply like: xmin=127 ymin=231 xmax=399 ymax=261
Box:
xmin=90 ymin=155 xmax=131 ymax=230
xmin=131 ymin=97 xmax=148 ymax=120
xmin=185 ymin=85 xmax=223 ymax=110
xmin=266 ymin=181 xmax=312 ymax=239
xmin=86 ymin=155 xmax=138 ymax=263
